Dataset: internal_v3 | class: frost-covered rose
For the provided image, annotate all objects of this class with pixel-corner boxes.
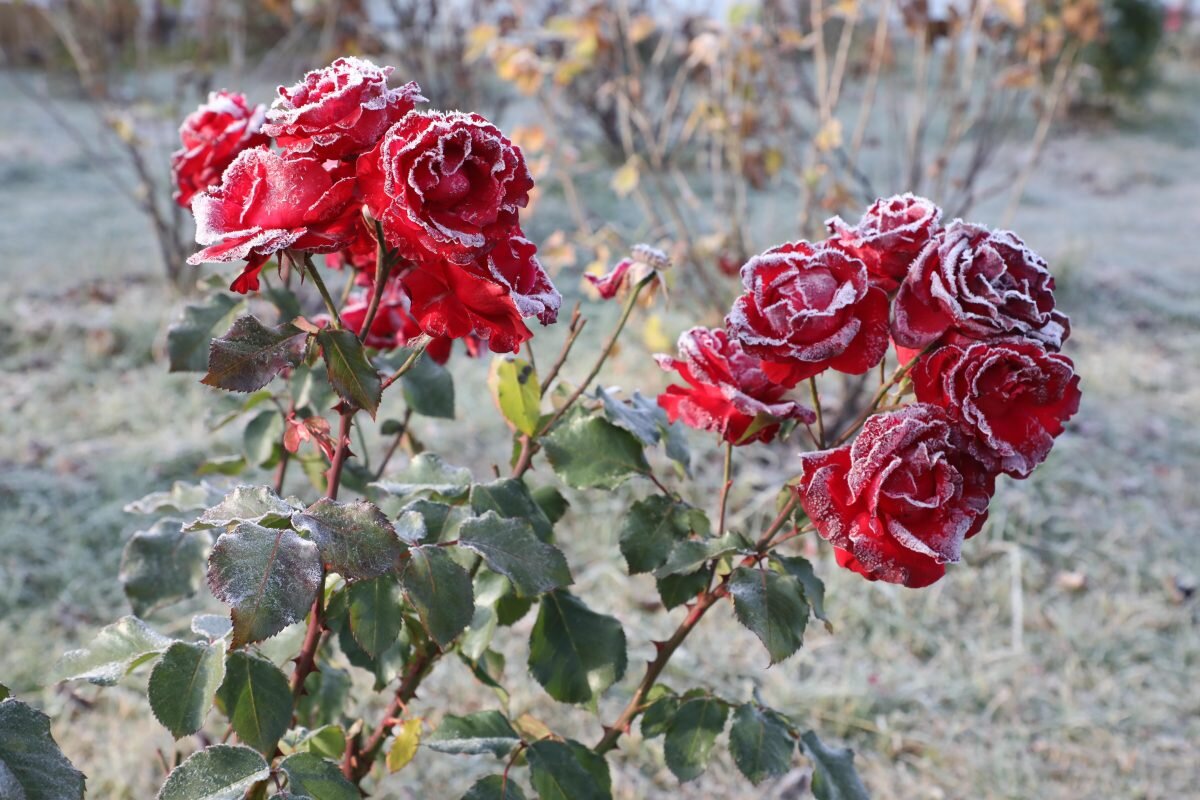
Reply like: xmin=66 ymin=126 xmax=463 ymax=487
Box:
xmin=171 ymin=91 xmax=268 ymax=209
xmin=401 ymin=256 xmax=531 ymax=354
xmin=893 ymin=221 xmax=1070 ymax=351
xmin=324 ymin=216 xmax=379 ymax=282
xmin=656 ymin=327 xmax=815 ymax=445
xmin=826 ymin=193 xmax=942 ymax=292
xmin=912 ymin=340 xmax=1081 ymax=478
xmin=796 ymin=404 xmax=996 ymax=588
xmin=726 ymin=242 xmax=890 ymax=386
xmin=357 ymin=111 xmax=533 ymax=264
xmin=187 ymin=148 xmax=359 ymax=293
xmin=264 ymin=57 xmax=424 ymax=160
xmin=466 ymin=234 xmax=560 ymax=326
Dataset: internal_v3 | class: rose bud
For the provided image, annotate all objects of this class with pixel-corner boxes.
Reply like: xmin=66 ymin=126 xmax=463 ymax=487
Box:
xmin=912 ymin=340 xmax=1081 ymax=478
xmin=171 ymin=91 xmax=269 ymax=209
xmin=264 ymin=57 xmax=424 ymax=160
xmin=825 ymin=193 xmax=943 ymax=292
xmin=726 ymin=241 xmax=890 ymax=387
xmin=585 ymin=244 xmax=671 ymax=302
xmin=892 ymin=220 xmax=1070 ymax=352
xmin=656 ymin=327 xmax=816 ymax=445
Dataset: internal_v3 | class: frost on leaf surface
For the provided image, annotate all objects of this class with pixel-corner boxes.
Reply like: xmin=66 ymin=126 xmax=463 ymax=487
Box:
xmin=52 ymin=616 xmax=173 ymax=685
xmin=292 ymin=498 xmax=403 ymax=580
xmin=187 ymin=485 xmax=303 ymax=531
xmin=0 ymin=698 xmax=86 ymax=800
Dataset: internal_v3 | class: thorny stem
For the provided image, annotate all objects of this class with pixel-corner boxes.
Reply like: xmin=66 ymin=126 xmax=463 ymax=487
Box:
xmin=833 ymin=350 xmax=926 ymax=446
xmin=346 ymin=640 xmax=440 ymax=780
xmin=808 ymin=377 xmax=825 ymax=448
xmin=539 ymin=303 xmax=586 ymax=395
xmin=381 ymin=342 xmax=429 ymax=391
xmin=356 ymin=219 xmax=396 ymax=340
xmin=755 ymin=494 xmax=800 ymax=552
xmin=302 ymin=254 xmax=343 ymax=329
xmin=374 ymin=408 xmax=413 ymax=480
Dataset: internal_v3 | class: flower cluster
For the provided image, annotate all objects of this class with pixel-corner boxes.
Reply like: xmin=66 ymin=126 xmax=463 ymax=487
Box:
xmin=175 ymin=57 xmax=560 ymax=355
xmin=657 ymin=194 xmax=1080 ymax=587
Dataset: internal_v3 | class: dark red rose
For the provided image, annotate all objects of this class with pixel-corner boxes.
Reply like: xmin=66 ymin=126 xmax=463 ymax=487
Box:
xmin=172 ymin=91 xmax=269 ymax=209
xmin=912 ymin=340 xmax=1081 ymax=478
xmin=338 ymin=278 xmax=466 ymax=363
xmin=726 ymin=241 xmax=890 ymax=386
xmin=826 ymin=193 xmax=942 ymax=292
xmin=401 ymin=256 xmax=532 ymax=354
xmin=188 ymin=148 xmax=359 ymax=293
xmin=263 ymin=57 xmax=424 ymax=160
xmin=324 ymin=216 xmax=379 ymax=282
xmin=655 ymin=327 xmax=815 ymax=445
xmin=893 ymin=220 xmax=1069 ymax=351
xmin=466 ymin=233 xmax=560 ymax=325
xmin=357 ymin=111 xmax=533 ymax=264
xmin=796 ymin=404 xmax=996 ymax=588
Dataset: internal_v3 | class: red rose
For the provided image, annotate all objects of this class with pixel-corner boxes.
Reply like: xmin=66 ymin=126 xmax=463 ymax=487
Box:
xmin=401 ymin=256 xmax=531 ymax=354
xmin=188 ymin=148 xmax=359 ymax=293
xmin=656 ymin=327 xmax=815 ymax=445
xmin=357 ymin=111 xmax=533 ymax=264
xmin=466 ymin=234 xmax=560 ymax=325
xmin=263 ymin=57 xmax=424 ymax=160
xmin=324 ymin=215 xmax=379 ymax=285
xmin=796 ymin=404 xmax=996 ymax=588
xmin=338 ymin=278 xmax=465 ymax=363
xmin=892 ymin=221 xmax=1069 ymax=351
xmin=826 ymin=193 xmax=942 ymax=292
xmin=172 ymin=91 xmax=269 ymax=209
xmin=726 ymin=242 xmax=890 ymax=386
xmin=912 ymin=340 xmax=1081 ymax=478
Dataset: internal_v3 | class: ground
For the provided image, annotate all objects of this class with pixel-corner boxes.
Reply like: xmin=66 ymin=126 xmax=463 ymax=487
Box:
xmin=1 ymin=64 xmax=1197 ymax=800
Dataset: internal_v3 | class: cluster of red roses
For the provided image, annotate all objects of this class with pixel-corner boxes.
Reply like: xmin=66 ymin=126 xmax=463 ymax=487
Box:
xmin=657 ymin=195 xmax=1081 ymax=588
xmin=172 ymin=57 xmax=560 ymax=359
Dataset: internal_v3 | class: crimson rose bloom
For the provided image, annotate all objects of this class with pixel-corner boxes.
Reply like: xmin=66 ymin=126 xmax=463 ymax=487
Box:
xmin=656 ymin=328 xmax=815 ymax=445
xmin=401 ymin=256 xmax=532 ymax=354
xmin=826 ymin=193 xmax=942 ymax=292
xmin=172 ymin=91 xmax=269 ymax=209
xmin=796 ymin=404 xmax=996 ymax=588
xmin=466 ymin=234 xmax=561 ymax=325
xmin=726 ymin=242 xmax=890 ymax=386
xmin=338 ymin=280 xmax=465 ymax=364
xmin=188 ymin=148 xmax=359 ymax=293
xmin=264 ymin=57 xmax=424 ymax=160
xmin=358 ymin=111 xmax=533 ymax=264
xmin=912 ymin=340 xmax=1081 ymax=478
xmin=893 ymin=221 xmax=1070 ymax=352
xmin=324 ymin=216 xmax=379 ymax=283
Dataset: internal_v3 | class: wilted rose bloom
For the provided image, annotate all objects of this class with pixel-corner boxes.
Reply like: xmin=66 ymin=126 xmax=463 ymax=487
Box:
xmin=726 ymin=241 xmax=890 ymax=386
xmin=187 ymin=148 xmax=360 ymax=293
xmin=586 ymin=244 xmax=671 ymax=301
xmin=892 ymin=220 xmax=1070 ymax=352
xmin=826 ymin=193 xmax=942 ymax=292
xmin=358 ymin=111 xmax=533 ymax=264
xmin=172 ymin=91 xmax=269 ymax=209
xmin=264 ymin=57 xmax=424 ymax=160
xmin=401 ymin=255 xmax=532 ymax=354
xmin=656 ymin=327 xmax=815 ymax=445
xmin=912 ymin=340 xmax=1081 ymax=478
xmin=796 ymin=404 xmax=996 ymax=588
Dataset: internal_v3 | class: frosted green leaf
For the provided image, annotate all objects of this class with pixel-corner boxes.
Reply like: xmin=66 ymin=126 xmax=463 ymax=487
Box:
xmin=528 ymin=591 xmax=626 ymax=704
xmin=167 ymin=293 xmax=243 ymax=373
xmin=462 ymin=775 xmax=528 ymax=800
xmin=52 ymin=616 xmax=172 ymax=685
xmin=426 ymin=711 xmax=521 ymax=758
xmin=399 ymin=546 xmax=474 ymax=646
xmin=801 ymin=730 xmax=870 ymax=800
xmin=278 ymin=753 xmax=358 ymax=800
xmin=155 ymin=745 xmax=268 ymax=800
xmin=371 ymin=453 xmax=472 ymax=503
xmin=469 ymin=479 xmax=554 ymax=542
xmin=0 ymin=698 xmax=86 ymax=800
xmin=124 ymin=481 xmax=226 ymax=515
xmin=120 ymin=519 xmax=212 ymax=616
xmin=292 ymin=498 xmax=403 ymax=581
xmin=201 ymin=314 xmax=307 ymax=393
xmin=216 ymin=651 xmax=292 ymax=755
xmin=348 ymin=576 xmax=405 ymax=659
xmin=728 ymin=566 xmax=809 ymax=664
xmin=457 ymin=513 xmax=572 ymax=597
xmin=191 ymin=614 xmax=233 ymax=640
xmin=729 ymin=703 xmax=795 ymax=785
xmin=316 ymin=328 xmax=382 ymax=416
xmin=542 ymin=412 xmax=649 ymax=490
xmin=187 ymin=485 xmax=302 ymax=532
xmin=149 ymin=640 xmax=227 ymax=739
xmin=663 ymin=695 xmax=729 ymax=782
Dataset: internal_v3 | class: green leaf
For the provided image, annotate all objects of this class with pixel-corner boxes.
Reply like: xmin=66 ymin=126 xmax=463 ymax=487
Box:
xmin=285 ymin=725 xmax=346 ymax=760
xmin=652 ymin=533 xmax=750 ymax=578
xmin=526 ymin=739 xmax=611 ymax=800
xmin=801 ymin=730 xmax=870 ymax=800
xmin=729 ymin=703 xmax=795 ymax=785
xmin=278 ymin=753 xmax=358 ymax=800
xmin=263 ymin=285 xmax=302 ymax=321
xmin=640 ymin=690 xmax=679 ymax=739
xmin=120 ymin=519 xmax=212 ymax=616
xmin=399 ymin=546 xmax=474 ymax=646
xmin=542 ymin=412 xmax=650 ymax=490
xmin=488 ymin=355 xmax=541 ymax=435
xmin=52 ymin=616 xmax=172 ymax=685
xmin=148 ymin=640 xmax=227 ymax=738
xmin=295 ymin=663 xmax=352 ymax=730
xmin=292 ymin=498 xmax=403 ymax=581
xmin=528 ymin=591 xmax=626 ymax=704
xmin=594 ymin=386 xmax=661 ymax=446
xmin=386 ymin=718 xmax=422 ymax=772
xmin=192 ymin=614 xmax=233 ymax=640
xmin=167 ymin=294 xmax=242 ymax=373
xmin=371 ymin=453 xmax=472 ymax=503
xmin=197 ymin=455 xmax=248 ymax=476
xmin=426 ymin=710 xmax=521 ymax=758
xmin=336 ymin=626 xmax=409 ymax=691
xmin=216 ymin=651 xmax=292 ymax=755
xmin=727 ymin=566 xmax=809 ymax=664
xmin=663 ymin=695 xmax=729 ymax=783
xmin=187 ymin=485 xmax=301 ymax=531
xmin=155 ymin=744 xmax=269 ymax=800
xmin=316 ymin=328 xmax=382 ymax=416
xmin=773 ymin=554 xmax=830 ymax=629
xmin=0 ymin=698 xmax=86 ymax=800
xmin=457 ymin=513 xmax=572 ymax=597
xmin=290 ymin=364 xmax=337 ymax=412
xmin=201 ymin=314 xmax=307 ymax=393
xmin=461 ymin=605 xmax=498 ymax=661
xmin=462 ymin=775 xmax=528 ymax=800
xmin=656 ymin=569 xmax=711 ymax=610
xmin=618 ymin=496 xmax=709 ymax=575
xmin=400 ymin=350 xmax=455 ymax=419
xmin=124 ymin=481 xmax=225 ymax=515
xmin=348 ymin=576 xmax=405 ymax=659
xmin=0 ymin=683 xmax=8 ymax=702
xmin=469 ymin=479 xmax=554 ymax=542
xmin=207 ymin=522 xmax=322 ymax=648
xmin=242 ymin=409 xmax=283 ymax=468
xmin=530 ymin=485 xmax=569 ymax=525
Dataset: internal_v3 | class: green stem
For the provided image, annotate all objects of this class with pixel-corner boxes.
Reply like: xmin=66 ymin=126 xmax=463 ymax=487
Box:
xmin=717 ymin=443 xmax=733 ymax=536
xmin=302 ymin=254 xmax=343 ymax=330
xmin=808 ymin=377 xmax=825 ymax=448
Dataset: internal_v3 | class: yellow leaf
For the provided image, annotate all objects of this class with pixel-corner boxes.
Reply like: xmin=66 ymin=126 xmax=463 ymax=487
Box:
xmin=611 ymin=157 xmax=641 ymax=198
xmin=642 ymin=314 xmax=672 ymax=352
xmin=540 ymin=230 xmax=577 ymax=271
xmin=465 ymin=24 xmax=498 ymax=62
xmin=509 ymin=125 xmax=547 ymax=155
xmin=814 ymin=118 xmax=843 ymax=153
xmin=995 ymin=0 xmax=1026 ymax=26
xmin=488 ymin=356 xmax=542 ymax=436
xmin=763 ymin=147 xmax=785 ymax=178
xmin=386 ymin=718 xmax=422 ymax=772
